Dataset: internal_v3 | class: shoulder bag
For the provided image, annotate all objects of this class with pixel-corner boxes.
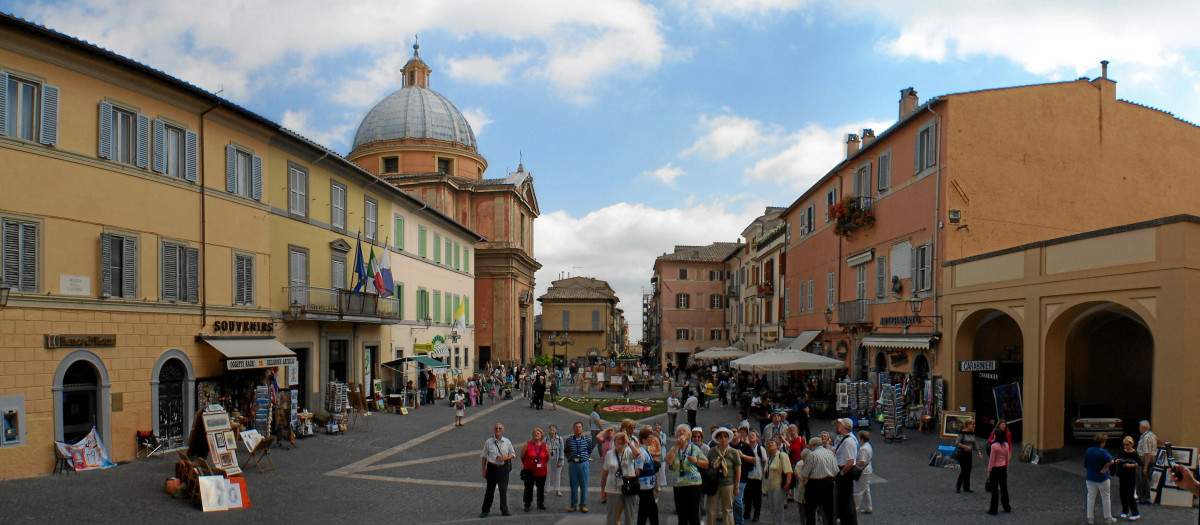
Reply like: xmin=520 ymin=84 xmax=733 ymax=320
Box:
xmin=493 ymin=439 xmax=512 ymax=472
xmin=836 ymin=438 xmax=864 ymax=481
xmin=699 ymin=447 xmax=720 ymax=495
xmin=616 ymin=449 xmax=640 ymax=495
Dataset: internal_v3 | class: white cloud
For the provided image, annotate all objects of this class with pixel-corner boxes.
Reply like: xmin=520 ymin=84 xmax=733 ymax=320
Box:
xmin=280 ymin=109 xmax=358 ymax=152
xmin=460 ymin=107 xmax=494 ymax=135
xmin=744 ymin=120 xmax=891 ymax=190
xmin=643 ymin=163 xmax=685 ymax=187
xmin=443 ymin=51 xmax=532 ymax=85
xmin=681 ymin=113 xmax=782 ymax=160
xmin=534 ymin=199 xmax=765 ymax=341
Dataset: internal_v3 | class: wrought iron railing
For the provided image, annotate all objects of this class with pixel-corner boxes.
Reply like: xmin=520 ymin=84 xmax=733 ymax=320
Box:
xmin=837 ymin=299 xmax=871 ymax=325
xmin=284 ymin=286 xmax=399 ymax=322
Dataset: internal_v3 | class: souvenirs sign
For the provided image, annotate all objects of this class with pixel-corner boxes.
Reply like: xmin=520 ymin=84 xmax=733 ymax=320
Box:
xmin=227 ymin=356 xmax=297 ymax=370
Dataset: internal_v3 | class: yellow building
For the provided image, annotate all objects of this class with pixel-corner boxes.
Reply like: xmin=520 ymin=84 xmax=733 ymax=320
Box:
xmin=0 ymin=15 xmax=479 ymax=478
xmin=536 ymin=277 xmax=620 ymax=363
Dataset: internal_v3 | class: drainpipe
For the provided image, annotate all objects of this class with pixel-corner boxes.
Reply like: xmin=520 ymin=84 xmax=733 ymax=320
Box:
xmin=198 ymin=101 xmax=223 ymax=329
xmin=927 ymin=99 xmax=943 ymax=347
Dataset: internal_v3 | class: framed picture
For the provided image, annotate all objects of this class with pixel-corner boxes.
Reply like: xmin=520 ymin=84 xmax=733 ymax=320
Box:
xmin=1155 ymin=449 xmax=1170 ymax=468
xmin=992 ymin=382 xmax=1023 ymax=424
xmin=941 ymin=410 xmax=976 ymax=439
xmin=214 ymin=432 xmax=226 ymax=449
xmin=1169 ymin=446 xmax=1196 ymax=468
xmin=1150 ymin=469 xmax=1163 ymax=490
xmin=202 ymin=412 xmax=231 ymax=432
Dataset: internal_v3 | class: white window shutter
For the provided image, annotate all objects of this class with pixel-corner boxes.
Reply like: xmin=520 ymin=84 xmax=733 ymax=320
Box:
xmin=251 ymin=155 xmax=263 ymax=200
xmin=184 ymin=131 xmax=198 ymax=182
xmin=152 ymin=119 xmax=166 ymax=173
xmin=185 ymin=247 xmax=199 ymax=303
xmin=925 ymin=123 xmax=937 ymax=168
xmin=0 ymin=72 xmax=8 ymax=136
xmin=40 ymin=84 xmax=59 ymax=146
xmin=123 ymin=236 xmax=136 ymax=299
xmin=135 ymin=113 xmax=150 ymax=169
xmin=225 ymin=145 xmax=236 ymax=192
xmin=99 ymin=233 xmax=113 ymax=298
xmin=162 ymin=245 xmax=178 ymax=300
xmin=99 ymin=101 xmax=113 ymax=159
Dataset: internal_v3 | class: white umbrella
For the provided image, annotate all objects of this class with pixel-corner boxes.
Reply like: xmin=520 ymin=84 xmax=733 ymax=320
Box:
xmin=730 ymin=349 xmax=844 ymax=372
xmin=693 ymin=347 xmax=750 ymax=360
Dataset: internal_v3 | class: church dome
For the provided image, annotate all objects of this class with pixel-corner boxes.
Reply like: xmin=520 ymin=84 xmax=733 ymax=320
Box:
xmin=351 ymin=43 xmax=477 ymax=151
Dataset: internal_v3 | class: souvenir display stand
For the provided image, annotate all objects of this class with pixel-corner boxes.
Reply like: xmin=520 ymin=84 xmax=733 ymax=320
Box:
xmin=179 ymin=406 xmax=251 ymax=512
xmin=325 ymin=382 xmax=349 ymax=434
xmin=880 ymin=384 xmax=906 ymax=443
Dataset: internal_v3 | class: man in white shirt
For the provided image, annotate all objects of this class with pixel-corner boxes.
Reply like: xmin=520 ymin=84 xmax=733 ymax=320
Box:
xmin=801 ymin=439 xmax=837 ymax=524
xmin=833 ymin=418 xmax=859 ymax=525
xmin=684 ymin=391 xmax=700 ymax=428
xmin=667 ymin=391 xmax=681 ymax=430
xmin=480 ymin=423 xmax=517 ymax=517
xmin=1136 ymin=420 xmax=1157 ymax=503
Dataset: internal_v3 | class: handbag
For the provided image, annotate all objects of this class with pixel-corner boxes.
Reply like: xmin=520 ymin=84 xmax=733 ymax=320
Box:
xmin=616 ymin=449 xmax=640 ymax=495
xmin=985 ymin=477 xmax=994 ymax=493
xmin=520 ymin=468 xmax=532 ymax=481
xmin=493 ymin=440 xmax=512 ymax=471
xmin=700 ymin=449 xmax=721 ymax=496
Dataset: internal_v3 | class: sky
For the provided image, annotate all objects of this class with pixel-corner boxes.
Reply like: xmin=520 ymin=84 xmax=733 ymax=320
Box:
xmin=9 ymin=1 xmax=1200 ymax=342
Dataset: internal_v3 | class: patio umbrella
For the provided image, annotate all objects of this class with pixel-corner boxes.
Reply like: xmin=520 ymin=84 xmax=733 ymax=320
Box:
xmin=729 ymin=349 xmax=845 ymax=372
xmin=693 ymin=347 xmax=750 ymax=360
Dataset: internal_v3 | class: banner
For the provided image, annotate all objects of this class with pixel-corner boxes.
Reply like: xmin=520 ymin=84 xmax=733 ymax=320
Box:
xmin=54 ymin=427 xmax=116 ymax=471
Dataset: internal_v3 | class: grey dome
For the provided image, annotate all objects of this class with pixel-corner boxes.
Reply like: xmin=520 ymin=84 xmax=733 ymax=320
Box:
xmin=352 ymin=86 xmax=477 ymax=151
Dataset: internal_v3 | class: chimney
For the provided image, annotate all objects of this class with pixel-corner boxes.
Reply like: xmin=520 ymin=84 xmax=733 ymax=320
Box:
xmin=861 ymin=128 xmax=875 ymax=147
xmin=846 ymin=133 xmax=860 ymax=159
xmin=1101 ymin=60 xmax=1109 ymax=79
xmin=899 ymin=87 xmax=919 ymax=119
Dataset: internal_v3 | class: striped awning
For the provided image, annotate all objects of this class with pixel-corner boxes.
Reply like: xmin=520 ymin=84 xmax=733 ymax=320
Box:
xmin=862 ymin=334 xmax=935 ymax=350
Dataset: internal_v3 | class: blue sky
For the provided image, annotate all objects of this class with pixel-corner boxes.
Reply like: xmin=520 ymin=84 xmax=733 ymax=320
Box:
xmin=8 ymin=0 xmax=1200 ymax=340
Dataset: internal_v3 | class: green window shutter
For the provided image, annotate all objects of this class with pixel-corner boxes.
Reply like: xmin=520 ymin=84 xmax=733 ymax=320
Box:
xmin=454 ymin=243 xmax=460 ymax=270
xmin=464 ymin=248 xmax=469 ymax=273
xmin=434 ymin=233 xmax=441 ymax=263
xmin=464 ymin=297 xmax=469 ymax=325
xmin=98 ymin=101 xmax=113 ymax=159
xmin=394 ymin=215 xmax=404 ymax=250
xmin=40 ymin=84 xmax=59 ymax=146
xmin=418 ymin=227 xmax=426 ymax=258
xmin=434 ymin=291 xmax=441 ymax=323
xmin=397 ymin=284 xmax=404 ymax=319
xmin=99 ymin=233 xmax=113 ymax=298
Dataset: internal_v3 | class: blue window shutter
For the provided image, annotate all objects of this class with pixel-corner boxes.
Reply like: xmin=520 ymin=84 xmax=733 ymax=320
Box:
xmin=0 ymin=71 xmax=8 ymax=136
xmin=185 ymin=247 xmax=199 ymax=303
xmin=184 ymin=131 xmax=198 ymax=182
xmin=152 ymin=119 xmax=166 ymax=173
xmin=99 ymin=233 xmax=113 ymax=298
xmin=99 ymin=101 xmax=113 ymax=159
xmin=225 ymin=145 xmax=236 ymax=192
xmin=251 ymin=154 xmax=263 ymax=200
xmin=39 ymin=84 xmax=59 ymax=146
xmin=135 ymin=113 xmax=150 ymax=169
xmin=123 ymin=236 xmax=137 ymax=299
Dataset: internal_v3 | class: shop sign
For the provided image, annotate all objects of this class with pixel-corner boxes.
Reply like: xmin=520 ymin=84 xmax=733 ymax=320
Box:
xmin=763 ymin=329 xmax=778 ymax=343
xmin=212 ymin=320 xmax=274 ymax=334
xmin=44 ymin=334 xmax=116 ymax=349
xmin=414 ymin=343 xmax=434 ymax=353
xmin=879 ymin=315 xmax=921 ymax=326
xmin=959 ymin=360 xmax=998 ymax=372
xmin=226 ymin=356 xmax=297 ymax=370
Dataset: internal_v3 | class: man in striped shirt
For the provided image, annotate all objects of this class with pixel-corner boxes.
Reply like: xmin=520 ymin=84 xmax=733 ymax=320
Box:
xmin=564 ymin=421 xmax=594 ymax=513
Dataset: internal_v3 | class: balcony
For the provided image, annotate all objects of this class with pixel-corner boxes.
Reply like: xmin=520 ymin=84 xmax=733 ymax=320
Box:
xmin=284 ymin=286 xmax=400 ymax=324
xmin=831 ymin=196 xmax=875 ymax=237
xmin=756 ymin=281 xmax=774 ymax=297
xmin=837 ymin=299 xmax=871 ymax=326
xmin=727 ymin=285 xmax=740 ymax=298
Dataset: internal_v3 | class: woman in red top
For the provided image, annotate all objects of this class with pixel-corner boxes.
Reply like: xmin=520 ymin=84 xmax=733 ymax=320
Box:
xmin=522 ymin=427 xmax=550 ymax=512
xmin=785 ymin=424 xmax=806 ymax=506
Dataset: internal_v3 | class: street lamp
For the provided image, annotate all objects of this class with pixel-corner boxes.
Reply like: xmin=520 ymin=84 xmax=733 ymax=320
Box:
xmin=288 ymin=300 xmax=302 ymax=319
xmin=0 ymin=283 xmax=10 ymax=311
xmin=824 ymin=306 xmax=833 ymax=324
xmin=546 ymin=331 xmax=574 ymax=366
xmin=909 ymin=293 xmax=923 ymax=318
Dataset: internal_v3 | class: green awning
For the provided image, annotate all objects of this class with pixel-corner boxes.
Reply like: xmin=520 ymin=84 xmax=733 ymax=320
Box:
xmin=409 ymin=356 xmax=449 ymax=368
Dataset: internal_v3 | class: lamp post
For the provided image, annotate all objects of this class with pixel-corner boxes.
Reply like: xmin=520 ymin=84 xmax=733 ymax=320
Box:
xmin=546 ymin=331 xmax=575 ymax=367
xmin=0 ymin=283 xmax=10 ymax=311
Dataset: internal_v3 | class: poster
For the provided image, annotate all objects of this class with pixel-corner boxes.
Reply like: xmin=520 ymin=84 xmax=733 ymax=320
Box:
xmin=54 ymin=427 xmax=116 ymax=471
xmin=288 ymin=362 xmax=299 ymax=386
xmin=199 ymin=475 xmax=251 ymax=512
xmin=940 ymin=411 xmax=976 ymax=439
xmin=992 ymin=382 xmax=1023 ymax=424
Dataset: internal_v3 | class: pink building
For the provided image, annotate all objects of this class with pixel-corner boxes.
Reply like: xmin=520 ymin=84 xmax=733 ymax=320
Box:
xmin=651 ymin=243 xmax=740 ymax=370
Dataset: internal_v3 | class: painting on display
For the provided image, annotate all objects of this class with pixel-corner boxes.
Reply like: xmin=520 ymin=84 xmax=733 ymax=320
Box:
xmin=992 ymin=382 xmax=1023 ymax=424
xmin=940 ymin=410 xmax=976 ymax=439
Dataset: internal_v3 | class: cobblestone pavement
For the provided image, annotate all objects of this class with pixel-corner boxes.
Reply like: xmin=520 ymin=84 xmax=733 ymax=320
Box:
xmin=0 ymin=391 xmax=1195 ymax=524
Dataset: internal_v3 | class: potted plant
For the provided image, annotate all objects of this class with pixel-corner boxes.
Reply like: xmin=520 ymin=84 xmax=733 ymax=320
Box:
xmin=830 ymin=197 xmax=875 ymax=237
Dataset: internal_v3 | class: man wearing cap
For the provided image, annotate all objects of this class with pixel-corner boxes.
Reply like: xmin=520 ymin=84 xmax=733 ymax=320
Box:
xmin=833 ymin=418 xmax=860 ymax=525
xmin=706 ymin=427 xmax=743 ymax=525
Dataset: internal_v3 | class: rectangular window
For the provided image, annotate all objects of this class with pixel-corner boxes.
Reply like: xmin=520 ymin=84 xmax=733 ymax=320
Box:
xmin=288 ymin=165 xmax=307 ymax=217
xmin=382 ymin=156 xmax=399 ymax=173
xmin=855 ymin=164 xmax=871 ymax=198
xmin=675 ymin=294 xmax=690 ymax=309
xmin=162 ymin=242 xmax=198 ymax=303
xmin=710 ymin=329 xmax=722 ymax=341
xmin=807 ymin=279 xmax=814 ymax=312
xmin=224 ymin=146 xmax=261 ymax=200
xmin=418 ymin=226 xmax=427 ymax=258
xmin=364 ymin=197 xmax=377 ymax=241
xmin=288 ymin=248 xmax=307 ymax=306
xmin=877 ymin=153 xmax=891 ymax=192
xmin=876 ymin=256 xmax=888 ymax=299
xmin=562 ymin=310 xmax=571 ymax=330
xmin=152 ymin=120 xmax=196 ymax=181
xmin=678 ymin=268 xmax=687 ymax=280
xmin=798 ymin=281 xmax=805 ymax=313
xmin=804 ymin=204 xmax=815 ymax=234
xmin=433 ymin=233 xmax=442 ymax=263
xmin=393 ymin=214 xmax=405 ymax=250
xmin=433 ymin=291 xmax=442 ymax=323
xmin=463 ymin=247 xmax=470 ymax=272
xmin=396 ymin=284 xmax=405 ymax=319
xmin=915 ymin=123 xmax=937 ymax=173
xmin=710 ymin=294 xmax=723 ymax=309
xmin=764 ymin=301 xmax=773 ymax=324
xmin=4 ymin=75 xmax=43 ymax=141
xmin=825 ymin=188 xmax=838 ymax=222
xmin=856 ymin=265 xmax=868 ymax=300
xmin=827 ymin=272 xmax=835 ymax=307
xmin=915 ymin=243 xmax=933 ymax=291
xmin=330 ymin=182 xmax=347 ymax=230
xmin=416 ymin=288 xmax=428 ymax=321
xmin=99 ymin=233 xmax=136 ymax=298
xmin=1 ymin=219 xmax=37 ymax=293
xmin=331 ymin=255 xmax=346 ymax=290
xmin=437 ymin=157 xmax=451 ymax=174
xmin=591 ymin=310 xmax=600 ymax=331
xmin=234 ymin=254 xmax=254 ymax=306
xmin=163 ymin=125 xmax=184 ymax=178
xmin=891 ymin=241 xmax=912 ymax=281
xmin=676 ymin=329 xmax=689 ymax=341
xmin=111 ymin=106 xmax=136 ymax=165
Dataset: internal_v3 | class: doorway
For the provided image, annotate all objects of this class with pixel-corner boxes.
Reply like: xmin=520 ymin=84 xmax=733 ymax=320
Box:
xmin=329 ymin=340 xmax=348 ymax=382
xmin=61 ymin=361 xmax=99 ymax=444
xmin=156 ymin=359 xmax=186 ymax=447
xmin=293 ymin=347 xmax=309 ymax=409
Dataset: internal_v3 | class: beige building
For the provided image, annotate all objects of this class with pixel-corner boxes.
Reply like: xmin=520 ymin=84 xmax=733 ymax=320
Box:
xmin=536 ymin=277 xmax=620 ymax=362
